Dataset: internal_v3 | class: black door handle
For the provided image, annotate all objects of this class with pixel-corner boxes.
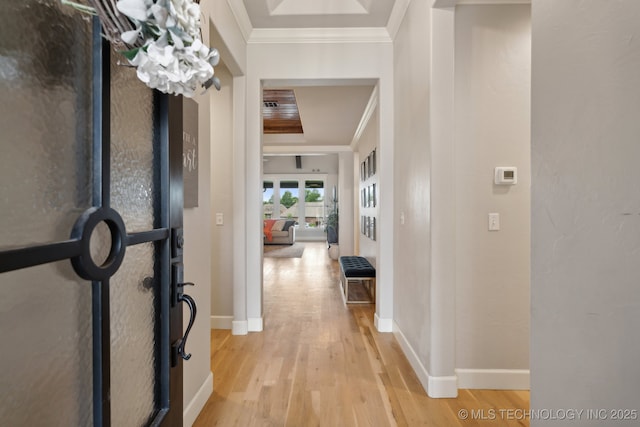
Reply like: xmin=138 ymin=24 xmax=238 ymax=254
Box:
xmin=175 ymin=282 xmax=197 ymax=362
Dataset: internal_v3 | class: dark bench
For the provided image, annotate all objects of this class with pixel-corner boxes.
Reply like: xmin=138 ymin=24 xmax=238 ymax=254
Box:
xmin=338 ymin=256 xmax=376 ymax=304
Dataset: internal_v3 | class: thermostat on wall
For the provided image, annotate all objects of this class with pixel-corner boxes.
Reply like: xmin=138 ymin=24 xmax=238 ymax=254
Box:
xmin=494 ymin=167 xmax=517 ymax=185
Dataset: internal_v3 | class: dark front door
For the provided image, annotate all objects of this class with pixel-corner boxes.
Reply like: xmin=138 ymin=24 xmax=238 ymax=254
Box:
xmin=1 ymin=2 xmax=185 ymax=426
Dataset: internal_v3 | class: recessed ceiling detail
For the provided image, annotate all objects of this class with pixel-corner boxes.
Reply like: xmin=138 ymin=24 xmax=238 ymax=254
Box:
xmin=268 ymin=0 xmax=371 ymax=16
xmin=263 ymin=89 xmax=304 ymax=134
xmin=242 ymin=0 xmax=395 ymax=29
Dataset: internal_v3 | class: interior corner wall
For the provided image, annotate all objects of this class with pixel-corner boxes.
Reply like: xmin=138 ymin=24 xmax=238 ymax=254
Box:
xmin=392 ymin=0 xmax=433 ymax=388
xmin=454 ymin=5 xmax=531 ymax=389
xmin=531 ymin=1 xmax=640 ymax=423
xmin=210 ymin=62 xmax=234 ymax=329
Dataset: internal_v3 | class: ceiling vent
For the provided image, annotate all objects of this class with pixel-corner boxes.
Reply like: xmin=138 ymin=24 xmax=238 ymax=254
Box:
xmin=263 ymin=101 xmax=279 ymax=108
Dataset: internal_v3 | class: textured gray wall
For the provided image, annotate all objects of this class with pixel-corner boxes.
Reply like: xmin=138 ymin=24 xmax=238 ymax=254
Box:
xmin=531 ymin=1 xmax=640 ymax=425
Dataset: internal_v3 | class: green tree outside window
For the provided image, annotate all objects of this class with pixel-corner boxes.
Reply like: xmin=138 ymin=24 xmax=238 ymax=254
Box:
xmin=280 ymin=190 xmax=298 ymax=208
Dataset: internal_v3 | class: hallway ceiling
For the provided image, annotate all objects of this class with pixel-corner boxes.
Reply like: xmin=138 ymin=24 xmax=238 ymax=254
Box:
xmin=236 ymin=0 xmax=395 ymax=152
xmin=262 ymin=85 xmax=375 ymax=150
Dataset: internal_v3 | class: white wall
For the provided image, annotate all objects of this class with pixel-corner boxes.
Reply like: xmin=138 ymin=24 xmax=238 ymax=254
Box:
xmin=263 ymin=154 xmax=338 ymax=174
xmin=454 ymin=5 xmax=530 ymax=389
xmin=210 ymin=63 xmax=235 ymax=329
xmin=392 ymin=0 xmax=435 ymax=393
xmin=182 ymin=31 xmax=214 ymax=427
xmin=531 ymin=1 xmax=640 ymax=424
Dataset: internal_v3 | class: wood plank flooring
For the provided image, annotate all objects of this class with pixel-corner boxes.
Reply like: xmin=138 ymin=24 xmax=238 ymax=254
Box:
xmin=194 ymin=242 xmax=529 ymax=426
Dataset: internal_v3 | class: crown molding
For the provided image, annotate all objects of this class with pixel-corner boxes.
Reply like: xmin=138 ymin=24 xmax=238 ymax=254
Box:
xmin=248 ymin=27 xmax=392 ymax=44
xmin=263 ymin=145 xmax=352 ymax=154
xmin=227 ymin=0 xmax=254 ymax=42
xmin=433 ymin=0 xmax=530 ymax=6
xmin=350 ymin=85 xmax=379 ymax=150
xmin=386 ymin=0 xmax=411 ymax=40
xmin=458 ymin=0 xmax=530 ymax=3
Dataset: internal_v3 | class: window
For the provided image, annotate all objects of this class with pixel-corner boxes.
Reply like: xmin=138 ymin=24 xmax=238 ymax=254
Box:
xmin=304 ymin=180 xmax=324 ymax=228
xmin=279 ymin=180 xmax=299 ymax=223
xmin=263 ymin=181 xmax=274 ymax=218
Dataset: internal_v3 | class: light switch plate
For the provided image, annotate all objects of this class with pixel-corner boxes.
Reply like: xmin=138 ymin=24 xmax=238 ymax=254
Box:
xmin=489 ymin=213 xmax=500 ymax=231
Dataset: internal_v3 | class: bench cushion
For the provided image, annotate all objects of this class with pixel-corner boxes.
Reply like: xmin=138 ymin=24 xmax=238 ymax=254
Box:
xmin=339 ymin=256 xmax=375 ymax=278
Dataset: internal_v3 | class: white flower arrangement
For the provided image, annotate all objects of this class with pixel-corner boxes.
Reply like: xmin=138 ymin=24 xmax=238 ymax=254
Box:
xmin=63 ymin=0 xmax=220 ymax=97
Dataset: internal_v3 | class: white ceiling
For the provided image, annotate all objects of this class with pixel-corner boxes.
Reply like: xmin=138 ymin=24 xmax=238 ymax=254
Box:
xmin=236 ymin=0 xmax=397 ymax=152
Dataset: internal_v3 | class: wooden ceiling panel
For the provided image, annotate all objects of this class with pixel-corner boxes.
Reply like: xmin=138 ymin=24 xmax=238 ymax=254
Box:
xmin=263 ymin=89 xmax=304 ymax=134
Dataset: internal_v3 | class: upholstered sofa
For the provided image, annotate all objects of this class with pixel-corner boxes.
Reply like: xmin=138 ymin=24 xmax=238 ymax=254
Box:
xmin=263 ymin=219 xmax=296 ymax=245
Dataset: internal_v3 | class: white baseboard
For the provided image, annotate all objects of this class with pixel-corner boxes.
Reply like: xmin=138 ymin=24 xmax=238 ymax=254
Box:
xmin=374 ymin=313 xmax=393 ymax=332
xmin=210 ymin=315 xmax=233 ymax=329
xmin=428 ymin=375 xmax=459 ymax=398
xmin=392 ymin=321 xmax=458 ymax=398
xmin=183 ymin=371 xmax=213 ymax=427
xmin=248 ymin=316 xmax=263 ymax=332
xmin=456 ymin=368 xmax=530 ymax=390
xmin=232 ymin=320 xmax=248 ymax=335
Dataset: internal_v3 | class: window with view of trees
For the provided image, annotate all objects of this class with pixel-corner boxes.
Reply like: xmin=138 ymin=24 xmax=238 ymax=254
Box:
xmin=262 ymin=178 xmax=327 ymax=230
xmin=263 ymin=181 xmax=274 ymax=218
xmin=279 ymin=181 xmax=299 ymax=223
xmin=304 ymin=180 xmax=324 ymax=228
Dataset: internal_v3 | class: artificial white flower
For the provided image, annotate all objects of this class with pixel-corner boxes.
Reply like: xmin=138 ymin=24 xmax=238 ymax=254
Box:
xmin=112 ymin=0 xmax=219 ymax=97
xmin=170 ymin=0 xmax=201 ymax=38
xmin=121 ymin=28 xmax=141 ymax=45
xmin=150 ymin=4 xmax=170 ymax=28
xmin=116 ymin=0 xmax=150 ymax=22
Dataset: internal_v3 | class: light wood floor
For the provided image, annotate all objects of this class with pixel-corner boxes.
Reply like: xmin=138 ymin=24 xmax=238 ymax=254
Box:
xmin=194 ymin=242 xmax=529 ymax=426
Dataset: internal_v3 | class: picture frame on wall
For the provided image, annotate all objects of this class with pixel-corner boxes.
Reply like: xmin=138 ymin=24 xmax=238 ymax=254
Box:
xmin=371 ymin=149 xmax=376 ymax=176
xmin=371 ymin=217 xmax=376 ymax=241
xmin=361 ymin=161 xmax=366 ymax=182
xmin=364 ymin=156 xmax=369 ymax=180
xmin=365 ymin=216 xmax=370 ymax=238
xmin=367 ymin=153 xmax=372 ymax=178
xmin=372 ymin=183 xmax=376 ymax=207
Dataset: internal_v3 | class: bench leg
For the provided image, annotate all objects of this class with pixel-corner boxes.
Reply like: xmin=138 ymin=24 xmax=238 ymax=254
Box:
xmin=339 ymin=271 xmax=348 ymax=304
xmin=344 ymin=278 xmax=375 ymax=304
xmin=339 ymin=266 xmax=375 ymax=304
